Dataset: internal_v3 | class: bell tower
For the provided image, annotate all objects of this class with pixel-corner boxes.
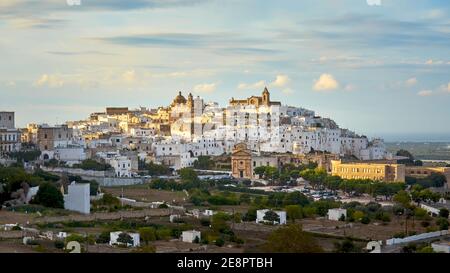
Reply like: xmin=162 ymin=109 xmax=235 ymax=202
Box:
xmin=262 ymin=87 xmax=270 ymax=105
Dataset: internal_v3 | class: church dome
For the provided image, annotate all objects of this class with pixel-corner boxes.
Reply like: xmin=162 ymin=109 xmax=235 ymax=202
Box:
xmin=172 ymin=91 xmax=187 ymax=104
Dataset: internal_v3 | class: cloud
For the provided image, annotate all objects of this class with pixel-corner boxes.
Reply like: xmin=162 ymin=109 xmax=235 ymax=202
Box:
xmin=417 ymin=90 xmax=433 ymax=97
xmin=5 ymin=17 xmax=66 ymax=29
xmin=34 ymin=74 xmax=64 ymax=88
xmin=47 ymin=51 xmax=117 ymax=56
xmin=281 ymin=88 xmax=294 ymax=95
xmin=238 ymin=74 xmax=291 ymax=90
xmin=313 ymin=74 xmax=339 ymax=91
xmin=423 ymin=9 xmax=446 ymax=20
xmin=405 ymin=77 xmax=418 ymax=87
xmin=440 ymin=83 xmax=450 ymax=93
xmin=289 ymin=13 xmax=450 ymax=51
xmin=193 ymin=83 xmax=217 ymax=94
xmin=238 ymin=80 xmax=266 ymax=90
xmin=0 ymin=0 xmax=207 ymax=29
xmin=121 ymin=70 xmax=137 ymax=83
xmin=5 ymin=81 xmax=16 ymax=87
xmin=270 ymin=74 xmax=290 ymax=88
xmin=425 ymin=59 xmax=445 ymax=65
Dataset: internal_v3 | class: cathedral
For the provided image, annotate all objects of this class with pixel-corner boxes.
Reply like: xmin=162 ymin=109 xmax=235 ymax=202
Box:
xmin=229 ymin=87 xmax=281 ymax=107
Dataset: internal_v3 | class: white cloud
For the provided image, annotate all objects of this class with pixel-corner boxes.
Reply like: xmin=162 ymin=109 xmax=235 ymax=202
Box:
xmin=417 ymin=90 xmax=433 ymax=97
xmin=423 ymin=9 xmax=446 ymax=20
xmin=238 ymin=74 xmax=291 ymax=90
xmin=121 ymin=70 xmax=137 ymax=83
xmin=405 ymin=77 xmax=418 ymax=87
xmin=34 ymin=74 xmax=64 ymax=88
xmin=237 ymin=80 xmax=266 ymax=90
xmin=425 ymin=59 xmax=444 ymax=65
xmin=281 ymin=88 xmax=294 ymax=95
xmin=5 ymin=81 xmax=16 ymax=87
xmin=270 ymin=74 xmax=290 ymax=88
xmin=313 ymin=73 xmax=340 ymax=91
xmin=193 ymin=83 xmax=217 ymax=94
xmin=439 ymin=82 xmax=450 ymax=93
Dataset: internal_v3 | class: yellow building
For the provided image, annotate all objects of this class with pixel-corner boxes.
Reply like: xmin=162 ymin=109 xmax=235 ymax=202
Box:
xmin=405 ymin=166 xmax=450 ymax=186
xmin=331 ymin=160 xmax=405 ymax=183
xmin=231 ymin=143 xmax=253 ymax=179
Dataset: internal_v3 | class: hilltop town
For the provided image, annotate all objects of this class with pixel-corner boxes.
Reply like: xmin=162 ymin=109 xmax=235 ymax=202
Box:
xmin=1 ymin=88 xmax=450 ymax=253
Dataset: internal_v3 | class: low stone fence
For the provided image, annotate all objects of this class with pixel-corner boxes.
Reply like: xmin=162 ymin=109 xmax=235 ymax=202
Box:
xmin=31 ymin=208 xmax=171 ymax=224
xmin=41 ymin=166 xmax=111 ymax=177
xmin=41 ymin=167 xmax=147 ymax=186
xmin=386 ymin=230 xmax=449 ymax=246
xmin=94 ymin=177 xmax=146 ymax=187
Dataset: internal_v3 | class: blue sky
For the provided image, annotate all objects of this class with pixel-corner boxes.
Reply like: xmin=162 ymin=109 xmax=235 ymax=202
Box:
xmin=1 ymin=0 xmax=449 ymax=141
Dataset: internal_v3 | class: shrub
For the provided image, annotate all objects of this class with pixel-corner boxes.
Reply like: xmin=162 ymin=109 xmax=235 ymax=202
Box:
xmin=361 ymin=216 xmax=371 ymax=225
xmin=65 ymin=234 xmax=85 ymax=244
xmin=215 ymin=238 xmax=225 ymax=247
xmin=54 ymin=240 xmax=65 ymax=249
xmin=200 ymin=218 xmax=211 ymax=227
xmin=421 ymin=221 xmax=431 ymax=228
xmin=436 ymin=218 xmax=449 ymax=230
xmin=96 ymin=231 xmax=110 ymax=244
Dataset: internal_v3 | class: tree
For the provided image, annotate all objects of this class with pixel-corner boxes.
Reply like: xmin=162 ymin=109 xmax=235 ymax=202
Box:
xmin=396 ymin=150 xmax=415 ymax=166
xmin=117 ymin=232 xmax=134 ymax=246
xmin=243 ymin=207 xmax=257 ymax=222
xmin=264 ymin=224 xmax=323 ymax=253
xmin=352 ymin=211 xmax=364 ymax=222
xmin=263 ymin=210 xmax=280 ymax=224
xmin=285 ymin=205 xmax=302 ymax=223
xmin=139 ymin=227 xmax=156 ymax=245
xmin=179 ymin=168 xmax=198 ymax=182
xmin=96 ymin=231 xmax=111 ymax=244
xmin=436 ymin=218 xmax=449 ymax=231
xmin=215 ymin=238 xmax=225 ymax=247
xmin=439 ymin=208 xmax=449 ymax=219
xmin=282 ymin=191 xmax=310 ymax=206
xmin=193 ymin=156 xmax=214 ymax=170
xmin=33 ymin=182 xmax=64 ymax=208
xmin=393 ymin=190 xmax=411 ymax=208
xmin=334 ymin=238 xmax=360 ymax=253
xmin=239 ymin=193 xmax=251 ymax=204
xmin=211 ymin=213 xmax=232 ymax=234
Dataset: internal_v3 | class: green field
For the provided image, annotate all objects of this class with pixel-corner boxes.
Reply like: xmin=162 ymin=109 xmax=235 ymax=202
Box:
xmin=385 ymin=142 xmax=450 ymax=160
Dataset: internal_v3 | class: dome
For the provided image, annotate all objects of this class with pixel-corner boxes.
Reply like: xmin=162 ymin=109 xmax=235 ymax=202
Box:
xmin=172 ymin=91 xmax=187 ymax=104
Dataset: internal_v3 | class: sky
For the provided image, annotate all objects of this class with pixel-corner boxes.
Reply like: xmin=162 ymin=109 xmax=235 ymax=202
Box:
xmin=1 ymin=0 xmax=450 ymax=141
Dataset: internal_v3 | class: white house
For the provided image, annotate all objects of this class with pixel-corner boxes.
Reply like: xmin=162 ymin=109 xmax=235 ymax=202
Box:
xmin=64 ymin=182 xmax=90 ymax=214
xmin=109 ymin=156 xmax=132 ymax=177
xmin=182 ymin=230 xmax=201 ymax=243
xmin=431 ymin=242 xmax=450 ymax=253
xmin=256 ymin=209 xmax=287 ymax=225
xmin=110 ymin=231 xmax=140 ymax=247
xmin=328 ymin=208 xmax=347 ymax=221
xmin=203 ymin=209 xmax=215 ymax=217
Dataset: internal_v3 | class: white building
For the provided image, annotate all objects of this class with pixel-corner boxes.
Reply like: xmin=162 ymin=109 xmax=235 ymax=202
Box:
xmin=64 ymin=182 xmax=90 ymax=214
xmin=54 ymin=146 xmax=87 ymax=165
xmin=0 ymin=111 xmax=21 ymax=153
xmin=256 ymin=209 xmax=287 ymax=225
xmin=328 ymin=208 xmax=347 ymax=221
xmin=431 ymin=242 xmax=450 ymax=253
xmin=182 ymin=230 xmax=201 ymax=243
xmin=110 ymin=231 xmax=140 ymax=247
xmin=109 ymin=156 xmax=132 ymax=177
